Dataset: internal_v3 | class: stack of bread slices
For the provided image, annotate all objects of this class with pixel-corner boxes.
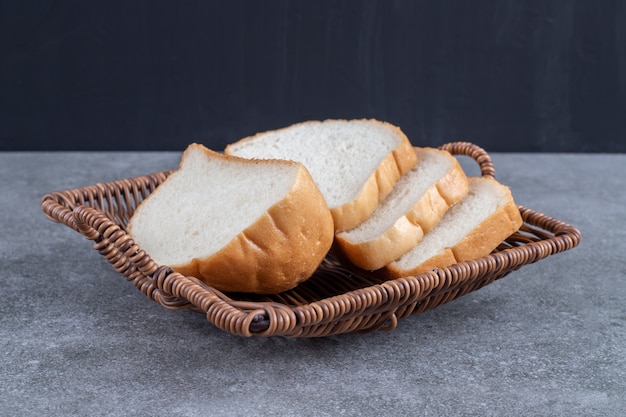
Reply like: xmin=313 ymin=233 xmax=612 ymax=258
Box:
xmin=128 ymin=119 xmax=523 ymax=294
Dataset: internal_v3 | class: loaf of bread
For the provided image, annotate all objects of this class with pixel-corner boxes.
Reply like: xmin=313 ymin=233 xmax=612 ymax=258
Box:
xmin=224 ymin=119 xmax=418 ymax=231
xmin=386 ymin=176 xmax=523 ymax=277
xmin=127 ymin=143 xmax=334 ymax=294
xmin=335 ymin=147 xmax=469 ymax=270
xmin=127 ymin=120 xmax=523 ymax=294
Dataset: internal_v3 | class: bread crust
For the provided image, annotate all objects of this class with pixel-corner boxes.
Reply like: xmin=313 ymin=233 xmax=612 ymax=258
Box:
xmin=130 ymin=145 xmax=334 ymax=294
xmin=386 ymin=177 xmax=523 ymax=278
xmin=335 ymin=217 xmax=425 ymax=271
xmin=386 ymin=249 xmax=457 ymax=277
xmin=336 ymin=148 xmax=469 ymax=270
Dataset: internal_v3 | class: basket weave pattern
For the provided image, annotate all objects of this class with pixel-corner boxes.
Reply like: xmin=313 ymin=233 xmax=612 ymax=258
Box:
xmin=41 ymin=142 xmax=581 ymax=337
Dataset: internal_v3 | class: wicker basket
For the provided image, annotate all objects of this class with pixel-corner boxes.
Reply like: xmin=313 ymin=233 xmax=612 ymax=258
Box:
xmin=41 ymin=142 xmax=581 ymax=337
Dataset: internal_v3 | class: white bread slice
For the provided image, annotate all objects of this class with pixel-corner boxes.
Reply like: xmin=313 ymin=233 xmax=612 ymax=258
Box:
xmin=224 ymin=119 xmax=418 ymax=232
xmin=335 ymin=147 xmax=469 ymax=270
xmin=127 ymin=143 xmax=334 ymax=294
xmin=386 ymin=176 xmax=523 ymax=277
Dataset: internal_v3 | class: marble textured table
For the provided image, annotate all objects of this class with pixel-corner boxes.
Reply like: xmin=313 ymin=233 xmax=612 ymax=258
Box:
xmin=1 ymin=150 xmax=624 ymax=416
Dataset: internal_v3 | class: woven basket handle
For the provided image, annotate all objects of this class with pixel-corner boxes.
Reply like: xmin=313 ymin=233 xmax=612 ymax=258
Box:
xmin=439 ymin=142 xmax=496 ymax=179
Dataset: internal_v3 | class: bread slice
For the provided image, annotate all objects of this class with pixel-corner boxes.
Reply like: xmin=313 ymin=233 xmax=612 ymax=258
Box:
xmin=127 ymin=143 xmax=334 ymax=294
xmin=335 ymin=147 xmax=469 ymax=270
xmin=224 ymin=119 xmax=418 ymax=232
xmin=386 ymin=176 xmax=523 ymax=277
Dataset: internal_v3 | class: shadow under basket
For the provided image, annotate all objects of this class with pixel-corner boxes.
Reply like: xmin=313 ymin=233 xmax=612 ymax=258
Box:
xmin=41 ymin=142 xmax=581 ymax=337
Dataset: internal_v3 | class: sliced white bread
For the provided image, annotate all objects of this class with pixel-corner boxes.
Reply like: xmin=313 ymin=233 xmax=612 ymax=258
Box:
xmin=335 ymin=147 xmax=469 ymax=270
xmin=386 ymin=176 xmax=523 ymax=277
xmin=224 ymin=119 xmax=418 ymax=232
xmin=127 ymin=143 xmax=334 ymax=294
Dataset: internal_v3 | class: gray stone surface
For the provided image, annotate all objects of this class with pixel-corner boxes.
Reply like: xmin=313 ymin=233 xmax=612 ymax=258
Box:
xmin=1 ymin=150 xmax=624 ymax=416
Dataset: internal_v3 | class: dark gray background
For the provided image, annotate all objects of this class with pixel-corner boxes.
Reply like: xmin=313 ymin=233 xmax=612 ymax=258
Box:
xmin=2 ymin=0 xmax=625 ymax=152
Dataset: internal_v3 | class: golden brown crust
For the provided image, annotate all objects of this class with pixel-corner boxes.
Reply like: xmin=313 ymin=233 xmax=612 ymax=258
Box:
xmin=435 ymin=153 xmax=470 ymax=207
xmin=404 ymin=184 xmax=451 ymax=234
xmin=335 ymin=217 xmax=424 ymax=271
xmin=386 ymin=248 xmax=457 ymax=277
